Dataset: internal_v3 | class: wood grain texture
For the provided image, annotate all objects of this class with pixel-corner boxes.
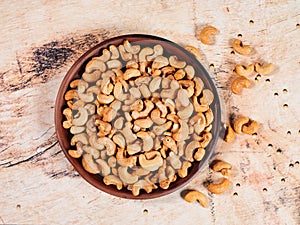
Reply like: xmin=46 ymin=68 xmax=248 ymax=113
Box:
xmin=0 ymin=0 xmax=299 ymax=224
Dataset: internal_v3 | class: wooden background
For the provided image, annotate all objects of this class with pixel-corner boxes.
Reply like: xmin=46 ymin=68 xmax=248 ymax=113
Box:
xmin=0 ymin=0 xmax=299 ymax=224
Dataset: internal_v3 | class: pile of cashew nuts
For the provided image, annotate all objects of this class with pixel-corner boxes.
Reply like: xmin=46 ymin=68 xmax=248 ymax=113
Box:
xmin=63 ymin=40 xmax=215 ymax=196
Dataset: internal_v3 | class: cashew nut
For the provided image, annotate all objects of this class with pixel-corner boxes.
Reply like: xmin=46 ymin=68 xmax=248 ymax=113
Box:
xmin=70 ymin=126 xmax=85 ymax=134
xmin=163 ymin=136 xmax=177 ymax=154
xmin=152 ymin=55 xmax=169 ymax=70
xmin=127 ymin=143 xmax=142 ymax=155
xmin=71 ymin=133 xmax=89 ymax=146
xmin=199 ymin=25 xmax=218 ymax=45
xmin=167 ymin=152 xmax=182 ymax=169
xmin=233 ymin=116 xmax=249 ymax=134
xmin=139 ymin=152 xmax=163 ymax=171
xmin=107 ymin=59 xmax=122 ymax=69
xmin=231 ymin=76 xmax=252 ymax=95
xmin=224 ymin=124 xmax=235 ymax=143
xmin=139 ymin=47 xmax=154 ymax=62
xmin=95 ymin=158 xmax=111 ymax=176
xmin=174 ymin=69 xmax=186 ymax=80
xmin=123 ymin=40 xmax=140 ymax=54
xmin=123 ymin=68 xmax=141 ymax=80
xmin=97 ymin=93 xmax=115 ymax=104
xmin=147 ymin=44 xmax=163 ymax=61
xmin=112 ymin=133 xmax=126 ymax=149
xmin=184 ymin=190 xmax=208 ymax=208
xmin=136 ymin=131 xmax=154 ymax=152
xmin=139 ymin=84 xmax=151 ymax=99
xmin=118 ymin=166 xmax=138 ymax=184
xmin=120 ymin=122 xmax=137 ymax=144
xmin=103 ymin=175 xmax=123 ymax=190
xmin=169 ymin=55 xmax=186 ymax=68
xmin=204 ymin=109 xmax=214 ymax=126
xmin=116 ymin=148 xmax=137 ymax=167
xmin=130 ymin=179 xmax=157 ymax=196
xmin=254 ymin=62 xmax=275 ymax=75
xmin=184 ymin=65 xmax=195 ymax=80
xmin=185 ymin=141 xmax=201 ymax=162
xmin=65 ymin=89 xmax=78 ymax=101
xmin=177 ymin=103 xmax=194 ymax=120
xmin=211 ymin=160 xmax=232 ymax=176
xmin=132 ymin=100 xmax=154 ymax=119
xmin=177 ymin=161 xmax=192 ymax=178
xmin=177 ymin=88 xmax=190 ymax=107
xmin=68 ymin=143 xmax=84 ymax=158
xmin=232 ymin=39 xmax=253 ymax=55
xmin=82 ymin=153 xmax=100 ymax=174
xmin=98 ymin=137 xmax=116 ymax=156
xmin=242 ymin=120 xmax=259 ymax=135
xmin=118 ymin=44 xmax=132 ymax=61
xmin=89 ymin=134 xmax=104 ymax=150
xmin=207 ymin=178 xmax=231 ymax=194
xmin=235 ymin=64 xmax=254 ymax=77
xmin=149 ymin=77 xmax=162 ymax=93
xmin=200 ymin=89 xmax=214 ymax=106
xmin=152 ymin=121 xmax=172 ymax=136
xmin=173 ymin=119 xmax=189 ymax=142
xmin=95 ymin=119 xmax=111 ymax=137
xmin=184 ymin=45 xmax=202 ymax=61
xmin=151 ymin=109 xmax=167 ymax=125
xmin=194 ymin=148 xmax=205 ymax=161
xmin=109 ymin=45 xmax=120 ymax=59
xmin=94 ymin=49 xmax=111 ymax=62
xmin=134 ymin=117 xmax=153 ymax=129
xmin=85 ymin=58 xmax=106 ymax=73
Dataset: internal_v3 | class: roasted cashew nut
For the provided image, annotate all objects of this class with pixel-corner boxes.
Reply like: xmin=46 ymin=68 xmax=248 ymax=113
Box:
xmin=235 ymin=64 xmax=254 ymax=77
xmin=199 ymin=25 xmax=218 ymax=45
xmin=233 ymin=116 xmax=249 ymax=134
xmin=254 ymin=62 xmax=275 ymax=75
xmin=224 ymin=124 xmax=235 ymax=143
xmin=184 ymin=190 xmax=208 ymax=208
xmin=103 ymin=175 xmax=123 ymax=190
xmin=118 ymin=166 xmax=138 ymax=184
xmin=211 ymin=160 xmax=232 ymax=176
xmin=232 ymin=39 xmax=253 ymax=55
xmin=184 ymin=45 xmax=202 ymax=61
xmin=207 ymin=178 xmax=231 ymax=194
xmin=139 ymin=152 xmax=163 ymax=171
xmin=177 ymin=161 xmax=192 ymax=178
xmin=231 ymin=76 xmax=252 ymax=95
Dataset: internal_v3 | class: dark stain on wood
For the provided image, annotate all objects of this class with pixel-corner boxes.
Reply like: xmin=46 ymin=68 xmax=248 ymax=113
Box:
xmin=0 ymin=29 xmax=115 ymax=92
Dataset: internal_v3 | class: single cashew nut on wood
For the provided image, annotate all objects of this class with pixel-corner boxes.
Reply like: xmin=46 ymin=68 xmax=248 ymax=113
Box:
xmin=233 ymin=116 xmax=249 ymax=134
xmin=224 ymin=124 xmax=235 ymax=143
xmin=199 ymin=25 xmax=218 ymax=45
xmin=232 ymin=39 xmax=253 ymax=55
xmin=254 ymin=62 xmax=275 ymax=75
xmin=231 ymin=76 xmax=252 ymax=95
xmin=211 ymin=160 xmax=232 ymax=176
xmin=184 ymin=190 xmax=209 ymax=208
xmin=235 ymin=64 xmax=254 ymax=77
xmin=207 ymin=178 xmax=232 ymax=194
xmin=242 ymin=120 xmax=259 ymax=135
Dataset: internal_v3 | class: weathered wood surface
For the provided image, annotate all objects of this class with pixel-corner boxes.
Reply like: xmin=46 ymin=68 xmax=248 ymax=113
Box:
xmin=0 ymin=0 xmax=299 ymax=224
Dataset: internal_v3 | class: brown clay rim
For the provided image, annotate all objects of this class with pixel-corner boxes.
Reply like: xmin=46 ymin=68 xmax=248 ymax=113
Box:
xmin=54 ymin=34 xmax=221 ymax=199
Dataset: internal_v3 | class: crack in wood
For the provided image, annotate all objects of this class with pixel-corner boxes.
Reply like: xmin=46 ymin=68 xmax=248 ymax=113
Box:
xmin=3 ymin=140 xmax=58 ymax=168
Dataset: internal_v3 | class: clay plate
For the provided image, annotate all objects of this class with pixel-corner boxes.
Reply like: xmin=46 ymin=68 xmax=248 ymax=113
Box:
xmin=55 ymin=34 xmax=221 ymax=199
